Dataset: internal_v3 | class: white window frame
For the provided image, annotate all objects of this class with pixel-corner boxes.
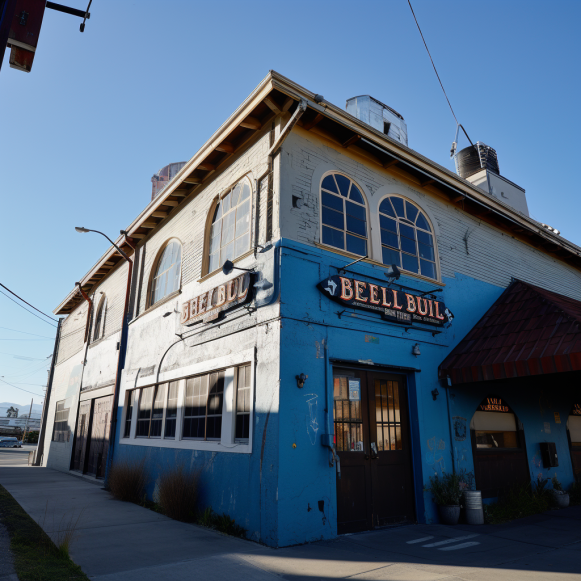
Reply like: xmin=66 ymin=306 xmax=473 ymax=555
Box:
xmin=120 ymin=349 xmax=254 ymax=453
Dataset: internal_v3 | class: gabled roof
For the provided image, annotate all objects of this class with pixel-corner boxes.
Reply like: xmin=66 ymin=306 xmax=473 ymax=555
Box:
xmin=439 ymin=280 xmax=581 ymax=385
xmin=54 ymin=71 xmax=581 ymax=315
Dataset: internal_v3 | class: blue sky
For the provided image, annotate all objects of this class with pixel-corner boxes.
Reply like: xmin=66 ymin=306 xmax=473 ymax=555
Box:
xmin=1 ymin=0 xmax=580 ymax=406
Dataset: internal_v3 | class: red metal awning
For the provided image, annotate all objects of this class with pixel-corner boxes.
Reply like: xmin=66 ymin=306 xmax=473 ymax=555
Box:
xmin=439 ymin=280 xmax=581 ymax=385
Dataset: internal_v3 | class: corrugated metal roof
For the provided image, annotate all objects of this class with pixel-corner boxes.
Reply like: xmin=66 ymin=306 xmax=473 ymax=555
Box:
xmin=439 ymin=280 xmax=581 ymax=384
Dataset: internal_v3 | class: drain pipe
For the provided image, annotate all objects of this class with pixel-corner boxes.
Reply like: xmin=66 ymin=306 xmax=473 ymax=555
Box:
xmin=445 ymin=382 xmax=455 ymax=474
xmin=103 ymin=236 xmax=134 ymax=485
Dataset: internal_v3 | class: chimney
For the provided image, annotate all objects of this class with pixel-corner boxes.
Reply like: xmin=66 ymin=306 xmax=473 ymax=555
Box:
xmin=151 ymin=161 xmax=187 ymax=201
xmin=455 ymin=143 xmax=529 ymax=217
xmin=346 ymin=95 xmax=408 ymax=146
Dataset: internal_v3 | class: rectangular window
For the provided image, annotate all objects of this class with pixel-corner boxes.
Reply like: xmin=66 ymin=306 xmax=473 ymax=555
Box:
xmin=164 ymin=382 xmax=178 ymax=439
xmin=124 ymin=391 xmax=136 ymax=438
xmin=52 ymin=400 xmax=70 ymax=442
xmin=150 ymin=384 xmax=165 ymax=438
xmin=235 ymin=364 xmax=251 ymax=441
xmin=136 ymin=386 xmax=153 ymax=437
xmin=183 ymin=371 xmax=225 ymax=440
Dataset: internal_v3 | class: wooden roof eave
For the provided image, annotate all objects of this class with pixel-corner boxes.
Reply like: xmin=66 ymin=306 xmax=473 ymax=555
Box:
xmin=268 ymin=72 xmax=581 ymax=263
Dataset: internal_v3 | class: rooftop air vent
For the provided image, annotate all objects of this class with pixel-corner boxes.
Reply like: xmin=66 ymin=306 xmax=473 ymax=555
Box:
xmin=541 ymin=223 xmax=561 ymax=236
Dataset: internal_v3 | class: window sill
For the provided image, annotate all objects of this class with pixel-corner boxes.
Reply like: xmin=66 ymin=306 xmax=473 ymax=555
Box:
xmin=313 ymin=242 xmax=445 ymax=287
xmin=120 ymin=436 xmax=252 ymax=454
xmin=196 ymin=249 xmax=255 ymax=283
xmin=131 ymin=290 xmax=182 ymax=324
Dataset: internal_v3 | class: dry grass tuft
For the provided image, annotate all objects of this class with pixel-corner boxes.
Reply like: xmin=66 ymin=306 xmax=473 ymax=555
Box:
xmin=156 ymin=465 xmax=201 ymax=522
xmin=108 ymin=458 xmax=147 ymax=504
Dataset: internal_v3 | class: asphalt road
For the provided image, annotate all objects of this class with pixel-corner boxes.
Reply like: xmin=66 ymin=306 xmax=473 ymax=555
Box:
xmin=1 ymin=447 xmax=580 ymax=581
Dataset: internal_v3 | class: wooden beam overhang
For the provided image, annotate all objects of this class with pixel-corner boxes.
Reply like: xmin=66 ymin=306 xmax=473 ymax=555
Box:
xmin=54 ymin=71 xmax=581 ymax=316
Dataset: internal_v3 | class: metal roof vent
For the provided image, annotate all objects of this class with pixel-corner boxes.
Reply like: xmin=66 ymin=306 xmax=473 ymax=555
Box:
xmin=541 ymin=223 xmax=561 ymax=236
xmin=456 ymin=142 xmax=499 ymax=179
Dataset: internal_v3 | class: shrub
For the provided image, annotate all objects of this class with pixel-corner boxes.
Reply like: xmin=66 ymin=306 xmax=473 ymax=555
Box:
xmin=569 ymin=482 xmax=581 ymax=505
xmin=551 ymin=474 xmax=563 ymax=492
xmin=156 ymin=465 xmax=200 ymax=522
xmin=108 ymin=458 xmax=147 ymax=504
xmin=426 ymin=472 xmax=462 ymax=506
xmin=197 ymin=507 xmax=247 ymax=538
xmin=483 ymin=478 xmax=553 ymax=525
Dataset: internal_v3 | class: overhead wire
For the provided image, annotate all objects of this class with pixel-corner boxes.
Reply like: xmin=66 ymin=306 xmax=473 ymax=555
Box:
xmin=0 ymin=283 xmax=58 ymax=322
xmin=0 ymin=326 xmax=55 ymax=339
xmin=0 ymin=377 xmax=45 ymax=398
xmin=406 ymin=0 xmax=458 ymax=124
xmin=0 ymin=290 xmax=58 ymax=328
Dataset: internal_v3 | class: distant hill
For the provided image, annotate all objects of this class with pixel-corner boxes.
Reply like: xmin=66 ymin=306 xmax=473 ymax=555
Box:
xmin=0 ymin=402 xmax=44 ymax=417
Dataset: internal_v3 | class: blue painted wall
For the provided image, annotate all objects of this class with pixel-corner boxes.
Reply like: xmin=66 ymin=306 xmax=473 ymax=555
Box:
xmin=111 ymin=238 xmax=579 ymax=547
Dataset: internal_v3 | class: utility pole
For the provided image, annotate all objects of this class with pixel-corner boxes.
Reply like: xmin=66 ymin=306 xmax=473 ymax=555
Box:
xmin=22 ymin=398 xmax=32 ymax=444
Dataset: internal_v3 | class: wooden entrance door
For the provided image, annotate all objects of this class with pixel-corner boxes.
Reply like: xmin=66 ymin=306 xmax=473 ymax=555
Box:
xmin=71 ymin=401 xmax=91 ymax=472
xmin=86 ymin=395 xmax=113 ymax=478
xmin=334 ymin=368 xmax=415 ymax=534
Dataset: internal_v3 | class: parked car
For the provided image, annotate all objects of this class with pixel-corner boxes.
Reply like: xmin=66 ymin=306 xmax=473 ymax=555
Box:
xmin=0 ymin=437 xmax=22 ymax=448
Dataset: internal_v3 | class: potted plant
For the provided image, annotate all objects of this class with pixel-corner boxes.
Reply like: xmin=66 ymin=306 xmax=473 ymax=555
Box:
xmin=427 ymin=472 xmax=462 ymax=525
xmin=551 ymin=474 xmax=570 ymax=508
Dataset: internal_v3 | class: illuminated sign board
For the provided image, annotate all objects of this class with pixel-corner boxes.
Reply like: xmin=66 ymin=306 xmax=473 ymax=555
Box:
xmin=479 ymin=397 xmax=510 ymax=413
xmin=317 ymin=275 xmax=452 ymax=327
xmin=180 ymin=273 xmax=251 ymax=326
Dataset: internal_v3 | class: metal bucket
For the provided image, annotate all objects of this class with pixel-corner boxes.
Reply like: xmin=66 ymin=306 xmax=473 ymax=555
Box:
xmin=463 ymin=490 xmax=484 ymax=525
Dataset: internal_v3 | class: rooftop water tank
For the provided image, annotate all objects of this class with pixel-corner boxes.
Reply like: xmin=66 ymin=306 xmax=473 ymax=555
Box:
xmin=346 ymin=95 xmax=408 ymax=146
xmin=456 ymin=143 xmax=499 ymax=179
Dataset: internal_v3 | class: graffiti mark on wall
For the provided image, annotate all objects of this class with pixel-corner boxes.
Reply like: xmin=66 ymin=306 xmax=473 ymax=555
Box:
xmin=305 ymin=394 xmax=319 ymax=445
xmin=452 ymin=416 xmax=467 ymax=441
xmin=315 ymin=339 xmax=326 ymax=359
xmin=454 ymin=445 xmax=469 ymax=471
xmin=425 ymin=437 xmax=446 ymax=475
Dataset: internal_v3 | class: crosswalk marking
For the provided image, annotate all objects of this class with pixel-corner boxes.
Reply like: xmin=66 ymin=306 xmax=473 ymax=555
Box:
xmin=439 ymin=541 xmax=481 ymax=551
xmin=406 ymin=536 xmax=434 ymax=544
xmin=422 ymin=534 xmax=479 ymax=547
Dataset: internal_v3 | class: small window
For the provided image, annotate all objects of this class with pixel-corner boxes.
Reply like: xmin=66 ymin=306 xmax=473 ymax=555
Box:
xmin=52 ymin=400 xmax=70 ymax=442
xmin=93 ymin=296 xmax=107 ymax=341
xmin=136 ymin=386 xmax=154 ymax=437
xmin=235 ymin=364 xmax=251 ymax=441
xmin=183 ymin=371 xmax=225 ymax=440
xmin=379 ymin=196 xmax=437 ymax=279
xmin=149 ymin=241 xmax=182 ymax=307
xmin=208 ymin=180 xmax=252 ymax=274
xmin=471 ymin=397 xmax=519 ymax=450
xmin=320 ymin=173 xmax=368 ymax=257
xmin=383 ymin=121 xmax=391 ymax=135
xmin=124 ymin=391 xmax=136 ymax=438
xmin=164 ymin=382 xmax=179 ymax=439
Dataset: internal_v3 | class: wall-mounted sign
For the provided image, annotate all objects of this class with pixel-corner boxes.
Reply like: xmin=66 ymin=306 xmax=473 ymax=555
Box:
xmin=479 ymin=397 xmax=510 ymax=413
xmin=180 ymin=273 xmax=251 ymax=326
xmin=317 ymin=275 xmax=452 ymax=327
xmin=572 ymin=404 xmax=581 ymax=416
xmin=348 ymin=379 xmax=361 ymax=401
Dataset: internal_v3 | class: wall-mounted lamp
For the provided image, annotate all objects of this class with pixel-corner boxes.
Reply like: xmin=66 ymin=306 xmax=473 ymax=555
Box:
xmin=296 ymin=373 xmax=308 ymax=388
xmin=412 ymin=343 xmax=421 ymax=357
xmin=431 ymin=388 xmax=439 ymax=401
xmin=222 ymin=260 xmax=254 ymax=276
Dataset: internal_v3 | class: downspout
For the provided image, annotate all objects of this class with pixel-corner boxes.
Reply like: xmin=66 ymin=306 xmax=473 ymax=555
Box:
xmin=103 ymin=238 xmax=134 ymax=485
xmin=34 ymin=318 xmax=62 ymax=466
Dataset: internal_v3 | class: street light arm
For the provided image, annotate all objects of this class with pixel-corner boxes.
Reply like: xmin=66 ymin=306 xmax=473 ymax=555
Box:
xmin=83 ymin=229 xmax=132 ymax=263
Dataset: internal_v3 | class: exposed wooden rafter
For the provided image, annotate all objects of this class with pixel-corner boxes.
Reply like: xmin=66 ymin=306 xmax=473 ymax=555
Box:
xmin=263 ymin=96 xmax=281 ymax=115
xmin=302 ymin=113 xmax=324 ymax=132
xmin=342 ymin=134 xmax=361 ymax=148
xmin=240 ymin=117 xmax=262 ymax=130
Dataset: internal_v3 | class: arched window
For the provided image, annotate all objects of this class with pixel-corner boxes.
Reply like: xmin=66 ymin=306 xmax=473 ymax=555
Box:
xmin=208 ymin=180 xmax=251 ymax=274
xmin=379 ymin=196 xmax=437 ymax=279
xmin=320 ymin=173 xmax=368 ymax=256
xmin=149 ymin=240 xmax=182 ymax=307
xmin=93 ymin=295 xmax=107 ymax=341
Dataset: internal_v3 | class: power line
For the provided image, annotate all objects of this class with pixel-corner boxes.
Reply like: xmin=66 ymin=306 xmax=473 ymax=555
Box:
xmin=406 ymin=0 xmax=458 ymax=125
xmin=0 ymin=290 xmax=58 ymax=328
xmin=0 ymin=377 xmax=45 ymax=398
xmin=0 ymin=352 xmax=46 ymax=360
xmin=0 ymin=326 xmax=55 ymax=339
xmin=0 ymin=283 xmax=58 ymax=322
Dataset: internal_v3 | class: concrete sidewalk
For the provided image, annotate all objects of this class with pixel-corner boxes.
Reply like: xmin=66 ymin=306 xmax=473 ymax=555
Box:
xmin=1 ymin=448 xmax=580 ymax=581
